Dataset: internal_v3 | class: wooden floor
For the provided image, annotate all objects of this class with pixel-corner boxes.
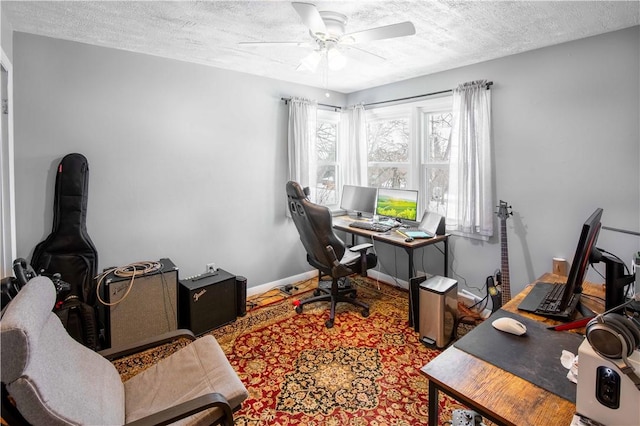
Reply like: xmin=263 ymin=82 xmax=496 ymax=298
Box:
xmin=246 ymin=276 xmax=319 ymax=310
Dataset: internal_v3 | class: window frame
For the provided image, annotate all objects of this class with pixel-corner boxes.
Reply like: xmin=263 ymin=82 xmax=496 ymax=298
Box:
xmin=365 ymin=96 xmax=453 ymax=222
xmin=419 ymin=101 xmax=454 ymax=219
xmin=314 ymin=109 xmax=341 ymax=209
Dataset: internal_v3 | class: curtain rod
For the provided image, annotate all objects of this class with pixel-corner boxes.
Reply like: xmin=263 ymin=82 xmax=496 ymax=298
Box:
xmin=281 ymin=97 xmax=342 ymax=111
xmin=363 ymin=81 xmax=493 ymax=108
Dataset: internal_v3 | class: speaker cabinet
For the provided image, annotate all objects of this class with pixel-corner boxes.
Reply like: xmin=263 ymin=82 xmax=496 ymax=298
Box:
xmin=236 ymin=275 xmax=247 ymax=317
xmin=101 ymin=258 xmax=178 ymax=348
xmin=179 ymin=269 xmax=237 ymax=335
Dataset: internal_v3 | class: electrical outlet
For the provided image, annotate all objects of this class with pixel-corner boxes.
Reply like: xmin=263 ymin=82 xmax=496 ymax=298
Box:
xmin=206 ymin=263 xmax=217 ymax=273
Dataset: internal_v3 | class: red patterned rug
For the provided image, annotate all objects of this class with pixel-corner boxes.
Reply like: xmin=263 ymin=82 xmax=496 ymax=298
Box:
xmin=209 ymin=277 xmax=470 ymax=425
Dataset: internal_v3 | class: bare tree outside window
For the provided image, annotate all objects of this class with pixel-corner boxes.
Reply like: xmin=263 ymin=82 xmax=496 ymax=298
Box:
xmin=314 ymin=120 xmax=338 ymax=205
xmin=423 ymin=112 xmax=452 ymax=216
xmin=367 ymin=119 xmax=410 ymax=188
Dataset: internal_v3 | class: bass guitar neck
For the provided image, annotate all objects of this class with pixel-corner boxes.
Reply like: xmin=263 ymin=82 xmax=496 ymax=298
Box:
xmin=496 ymin=201 xmax=513 ymax=305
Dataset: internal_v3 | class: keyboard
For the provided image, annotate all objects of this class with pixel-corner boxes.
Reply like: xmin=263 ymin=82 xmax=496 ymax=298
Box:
xmin=348 ymin=221 xmax=393 ymax=232
xmin=402 ymin=227 xmax=428 ymax=233
xmin=536 ymin=282 xmax=565 ymax=313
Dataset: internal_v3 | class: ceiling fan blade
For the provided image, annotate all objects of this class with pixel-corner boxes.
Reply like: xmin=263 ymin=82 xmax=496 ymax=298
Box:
xmin=344 ymin=45 xmax=387 ymax=62
xmin=291 ymin=2 xmax=327 ymax=34
xmin=239 ymin=41 xmax=310 ymax=47
xmin=343 ymin=21 xmax=416 ymax=44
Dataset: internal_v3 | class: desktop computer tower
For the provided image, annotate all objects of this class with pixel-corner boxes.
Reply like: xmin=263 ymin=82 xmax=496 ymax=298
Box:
xmin=100 ymin=258 xmax=178 ymax=348
xmin=417 ymin=275 xmax=458 ymax=349
xmin=576 ymin=339 xmax=640 ymax=425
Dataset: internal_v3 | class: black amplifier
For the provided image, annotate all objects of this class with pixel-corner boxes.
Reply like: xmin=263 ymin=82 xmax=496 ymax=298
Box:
xmin=179 ymin=269 xmax=237 ymax=335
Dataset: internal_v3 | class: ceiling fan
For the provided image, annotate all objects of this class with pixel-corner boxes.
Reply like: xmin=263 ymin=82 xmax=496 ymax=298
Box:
xmin=239 ymin=2 xmax=416 ymax=72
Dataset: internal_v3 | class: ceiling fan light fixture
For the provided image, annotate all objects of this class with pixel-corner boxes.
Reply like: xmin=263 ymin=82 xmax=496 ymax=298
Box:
xmin=327 ymin=47 xmax=347 ymax=71
xmin=297 ymin=50 xmax=322 ymax=72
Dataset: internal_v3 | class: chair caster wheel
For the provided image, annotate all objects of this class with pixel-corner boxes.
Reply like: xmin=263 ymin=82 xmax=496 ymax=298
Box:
xmin=313 ymin=289 xmax=321 ymax=296
xmin=348 ymin=292 xmax=357 ymax=299
xmin=325 ymin=319 xmax=334 ymax=328
xmin=362 ymin=309 xmax=370 ymax=318
xmin=295 ymin=305 xmax=303 ymax=314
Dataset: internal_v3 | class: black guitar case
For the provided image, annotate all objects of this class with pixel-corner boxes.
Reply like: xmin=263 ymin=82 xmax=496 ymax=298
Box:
xmin=31 ymin=153 xmax=99 ymax=307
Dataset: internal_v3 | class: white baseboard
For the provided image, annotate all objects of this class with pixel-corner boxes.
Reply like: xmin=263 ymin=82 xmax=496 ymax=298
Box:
xmin=246 ymin=270 xmax=318 ymax=297
xmin=249 ymin=270 xmax=495 ymax=318
xmin=247 ymin=269 xmax=408 ymax=297
xmin=366 ymin=269 xmax=409 ymax=290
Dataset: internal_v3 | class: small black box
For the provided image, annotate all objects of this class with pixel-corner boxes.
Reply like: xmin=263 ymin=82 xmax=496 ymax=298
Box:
xmin=179 ymin=269 xmax=237 ymax=335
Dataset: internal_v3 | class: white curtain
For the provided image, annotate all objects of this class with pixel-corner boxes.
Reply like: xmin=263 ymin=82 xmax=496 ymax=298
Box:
xmin=340 ymin=103 xmax=367 ymax=186
xmin=287 ymin=97 xmax=317 ymax=192
xmin=287 ymin=98 xmax=317 ymax=218
xmin=446 ymin=80 xmax=493 ymax=237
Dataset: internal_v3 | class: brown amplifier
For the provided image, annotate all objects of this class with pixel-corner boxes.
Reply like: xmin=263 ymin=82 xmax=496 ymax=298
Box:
xmin=100 ymin=258 xmax=178 ymax=348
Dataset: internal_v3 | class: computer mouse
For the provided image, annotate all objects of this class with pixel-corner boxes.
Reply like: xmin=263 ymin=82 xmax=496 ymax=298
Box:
xmin=405 ymin=237 xmax=414 ymax=242
xmin=492 ymin=317 xmax=527 ymax=336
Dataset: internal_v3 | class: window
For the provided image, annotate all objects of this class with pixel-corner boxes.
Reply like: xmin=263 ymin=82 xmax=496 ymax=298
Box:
xmin=421 ymin=111 xmax=453 ymax=217
xmin=367 ymin=115 xmax=411 ymax=188
xmin=365 ymin=97 xmax=452 ymax=219
xmin=312 ymin=110 xmax=340 ymax=207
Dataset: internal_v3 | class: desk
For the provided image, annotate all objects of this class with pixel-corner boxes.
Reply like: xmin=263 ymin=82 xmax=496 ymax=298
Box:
xmin=420 ymin=273 xmax=604 ymax=426
xmin=333 ymin=215 xmax=450 ymax=328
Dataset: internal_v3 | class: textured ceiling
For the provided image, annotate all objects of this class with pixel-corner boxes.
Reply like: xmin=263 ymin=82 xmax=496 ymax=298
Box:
xmin=3 ymin=1 xmax=639 ymax=93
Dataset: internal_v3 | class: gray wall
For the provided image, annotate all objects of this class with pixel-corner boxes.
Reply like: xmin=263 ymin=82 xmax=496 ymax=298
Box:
xmin=10 ymin=26 xmax=640 ymax=298
xmin=12 ymin=32 xmax=346 ymax=288
xmin=348 ymin=26 xmax=640 ymax=297
xmin=1 ymin=8 xmax=13 ymax=61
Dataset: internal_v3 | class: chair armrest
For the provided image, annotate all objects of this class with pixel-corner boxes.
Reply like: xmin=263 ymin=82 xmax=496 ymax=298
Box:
xmin=125 ymin=392 xmax=233 ymax=426
xmin=350 ymin=243 xmax=374 ymax=277
xmin=349 ymin=243 xmax=373 ymax=253
xmin=325 ymin=245 xmax=352 ymax=277
xmin=99 ymin=329 xmax=196 ymax=361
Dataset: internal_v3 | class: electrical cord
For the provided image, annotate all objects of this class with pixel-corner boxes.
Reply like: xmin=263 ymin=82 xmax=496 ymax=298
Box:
xmin=597 ymin=247 xmax=632 ymax=275
xmin=246 ymin=278 xmax=316 ymax=310
xmin=580 ymin=293 xmax=606 ymax=303
xmin=368 ymin=238 xmax=403 ymax=289
xmin=95 ymin=261 xmax=163 ymax=306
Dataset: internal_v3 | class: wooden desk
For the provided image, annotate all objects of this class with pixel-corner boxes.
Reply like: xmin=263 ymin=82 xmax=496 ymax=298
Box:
xmin=420 ymin=273 xmax=605 ymax=426
xmin=333 ymin=215 xmax=450 ymax=329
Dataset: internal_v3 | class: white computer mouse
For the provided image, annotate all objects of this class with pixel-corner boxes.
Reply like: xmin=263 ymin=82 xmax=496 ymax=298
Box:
xmin=491 ymin=317 xmax=527 ymax=336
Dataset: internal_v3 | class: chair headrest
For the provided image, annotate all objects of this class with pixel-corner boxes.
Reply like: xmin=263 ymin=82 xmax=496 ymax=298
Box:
xmin=286 ymin=181 xmax=307 ymax=200
xmin=1 ymin=276 xmax=57 ymax=383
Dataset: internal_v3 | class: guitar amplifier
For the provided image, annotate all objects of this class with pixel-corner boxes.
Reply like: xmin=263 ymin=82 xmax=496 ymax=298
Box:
xmin=179 ymin=269 xmax=237 ymax=335
xmin=100 ymin=258 xmax=178 ymax=348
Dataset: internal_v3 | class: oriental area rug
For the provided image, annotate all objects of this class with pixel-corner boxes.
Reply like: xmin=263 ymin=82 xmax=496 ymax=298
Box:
xmin=114 ymin=277 xmax=474 ymax=425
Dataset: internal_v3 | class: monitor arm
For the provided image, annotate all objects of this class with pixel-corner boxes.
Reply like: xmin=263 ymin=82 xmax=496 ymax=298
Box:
xmin=591 ymin=247 xmax=636 ymax=312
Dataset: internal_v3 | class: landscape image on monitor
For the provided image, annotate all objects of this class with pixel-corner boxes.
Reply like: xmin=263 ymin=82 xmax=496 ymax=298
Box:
xmin=376 ymin=190 xmax=418 ymax=221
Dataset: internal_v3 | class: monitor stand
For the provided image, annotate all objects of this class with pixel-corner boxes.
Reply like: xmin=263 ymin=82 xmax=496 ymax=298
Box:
xmin=601 ymin=252 xmax=635 ymax=313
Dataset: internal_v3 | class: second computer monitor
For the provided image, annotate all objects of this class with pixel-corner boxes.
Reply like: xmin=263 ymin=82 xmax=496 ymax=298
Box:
xmin=340 ymin=185 xmax=377 ymax=218
xmin=376 ymin=188 xmax=419 ymax=222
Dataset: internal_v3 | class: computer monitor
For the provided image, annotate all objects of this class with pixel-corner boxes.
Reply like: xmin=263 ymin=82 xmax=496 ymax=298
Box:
xmin=375 ymin=188 xmax=419 ymax=222
xmin=340 ymin=185 xmax=377 ymax=218
xmin=559 ymin=207 xmax=603 ymax=310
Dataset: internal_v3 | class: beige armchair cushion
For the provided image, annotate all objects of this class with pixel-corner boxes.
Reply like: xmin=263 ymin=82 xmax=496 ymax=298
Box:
xmin=124 ymin=335 xmax=248 ymax=425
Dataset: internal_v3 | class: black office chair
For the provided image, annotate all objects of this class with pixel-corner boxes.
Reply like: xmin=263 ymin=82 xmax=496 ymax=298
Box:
xmin=286 ymin=181 xmax=376 ymax=328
